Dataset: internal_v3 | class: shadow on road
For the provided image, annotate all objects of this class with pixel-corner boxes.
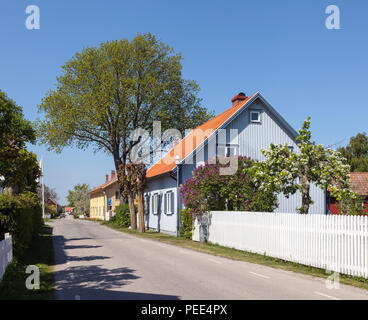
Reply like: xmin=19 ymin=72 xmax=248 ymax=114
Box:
xmin=63 ymin=244 xmax=102 ymax=250
xmin=52 ymin=233 xmax=180 ymax=300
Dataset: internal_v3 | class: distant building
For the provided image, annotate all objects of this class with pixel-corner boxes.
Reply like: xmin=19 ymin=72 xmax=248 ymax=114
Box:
xmin=327 ymin=172 xmax=368 ymax=214
xmin=64 ymin=207 xmax=74 ymax=214
xmin=89 ymin=170 xmax=122 ymax=220
xmin=47 ymin=198 xmax=61 ymax=213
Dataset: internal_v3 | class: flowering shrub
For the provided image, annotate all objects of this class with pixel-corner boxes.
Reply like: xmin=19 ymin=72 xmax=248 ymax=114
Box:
xmin=180 ymin=156 xmax=278 ymax=218
xmin=252 ymin=117 xmax=356 ymax=214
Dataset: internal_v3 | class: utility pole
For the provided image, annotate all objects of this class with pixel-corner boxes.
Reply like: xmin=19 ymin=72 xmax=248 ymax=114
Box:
xmin=40 ymin=155 xmax=45 ymax=219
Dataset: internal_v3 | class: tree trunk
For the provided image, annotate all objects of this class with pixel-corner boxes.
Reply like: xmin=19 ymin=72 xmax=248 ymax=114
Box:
xmin=128 ymin=192 xmax=137 ymax=229
xmin=300 ymin=176 xmax=311 ymax=214
xmin=137 ymin=190 xmax=145 ymax=233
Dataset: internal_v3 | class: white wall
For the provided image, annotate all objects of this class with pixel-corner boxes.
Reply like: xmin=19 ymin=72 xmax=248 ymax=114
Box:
xmin=193 ymin=211 xmax=368 ymax=278
xmin=0 ymin=234 xmax=13 ymax=281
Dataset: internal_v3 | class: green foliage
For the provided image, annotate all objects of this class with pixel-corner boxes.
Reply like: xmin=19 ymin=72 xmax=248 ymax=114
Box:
xmin=0 ymin=90 xmax=36 ymax=149
xmin=337 ymin=195 xmax=366 ymax=215
xmin=111 ymin=203 xmax=136 ymax=227
xmin=180 ymin=157 xmax=278 ymax=217
xmin=37 ymin=33 xmax=213 ymax=159
xmin=66 ymin=183 xmax=91 ymax=215
xmin=338 ymin=133 xmax=368 ymax=172
xmin=0 ymin=192 xmax=42 ymax=258
xmin=180 ymin=208 xmax=193 ymax=239
xmin=0 ymin=90 xmax=39 ymax=194
xmin=252 ymin=117 xmax=355 ymax=214
xmin=0 ymin=225 xmax=54 ymax=300
xmin=45 ymin=203 xmax=59 ymax=219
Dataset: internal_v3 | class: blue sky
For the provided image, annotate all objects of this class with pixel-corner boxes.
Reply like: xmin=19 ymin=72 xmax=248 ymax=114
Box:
xmin=1 ymin=0 xmax=367 ymax=204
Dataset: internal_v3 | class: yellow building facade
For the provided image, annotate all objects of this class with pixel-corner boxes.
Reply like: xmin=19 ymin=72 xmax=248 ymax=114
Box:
xmin=89 ymin=171 xmax=122 ymax=220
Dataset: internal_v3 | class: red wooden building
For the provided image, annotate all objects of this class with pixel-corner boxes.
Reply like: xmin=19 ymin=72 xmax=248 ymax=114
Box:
xmin=327 ymin=172 xmax=368 ymax=214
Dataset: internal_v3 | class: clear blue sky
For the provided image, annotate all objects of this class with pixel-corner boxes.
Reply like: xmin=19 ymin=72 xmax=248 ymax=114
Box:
xmin=1 ymin=0 xmax=367 ymax=204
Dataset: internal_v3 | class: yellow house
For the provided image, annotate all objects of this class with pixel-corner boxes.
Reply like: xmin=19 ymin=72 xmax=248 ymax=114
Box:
xmin=89 ymin=170 xmax=122 ymax=220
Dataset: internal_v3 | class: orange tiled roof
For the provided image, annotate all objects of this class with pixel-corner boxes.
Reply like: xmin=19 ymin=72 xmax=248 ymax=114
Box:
xmin=350 ymin=172 xmax=368 ymax=196
xmin=146 ymin=94 xmax=254 ymax=178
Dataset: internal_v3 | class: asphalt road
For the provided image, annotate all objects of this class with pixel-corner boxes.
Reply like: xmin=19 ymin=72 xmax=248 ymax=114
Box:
xmin=50 ymin=216 xmax=368 ymax=300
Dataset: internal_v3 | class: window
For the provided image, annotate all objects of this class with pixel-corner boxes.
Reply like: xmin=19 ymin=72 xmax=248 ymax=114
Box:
xmin=144 ymin=195 xmax=149 ymax=215
xmin=166 ymin=191 xmax=173 ymax=214
xmin=288 ymin=146 xmax=294 ymax=152
xmin=153 ymin=194 xmax=159 ymax=214
xmin=250 ymin=111 xmax=261 ymax=123
xmin=115 ymin=191 xmax=120 ymax=200
xmin=218 ymin=144 xmax=238 ymax=157
xmin=225 ymin=146 xmax=237 ymax=157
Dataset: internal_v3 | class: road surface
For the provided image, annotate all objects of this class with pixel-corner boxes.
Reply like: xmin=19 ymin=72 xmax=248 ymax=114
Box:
xmin=50 ymin=216 xmax=368 ymax=300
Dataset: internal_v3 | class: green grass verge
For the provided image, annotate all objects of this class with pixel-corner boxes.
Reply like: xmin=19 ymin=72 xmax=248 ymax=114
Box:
xmin=100 ymin=220 xmax=368 ymax=291
xmin=0 ymin=224 xmax=54 ymax=300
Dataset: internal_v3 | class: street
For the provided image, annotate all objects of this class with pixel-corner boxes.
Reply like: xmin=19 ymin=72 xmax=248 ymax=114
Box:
xmin=50 ymin=217 xmax=368 ymax=300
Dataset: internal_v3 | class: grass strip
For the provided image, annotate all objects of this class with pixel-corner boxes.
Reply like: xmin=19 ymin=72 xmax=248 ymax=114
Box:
xmin=0 ymin=224 xmax=54 ymax=300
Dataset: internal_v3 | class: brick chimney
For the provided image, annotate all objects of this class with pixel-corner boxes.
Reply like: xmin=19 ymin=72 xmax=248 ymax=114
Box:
xmin=111 ymin=170 xmax=116 ymax=180
xmin=231 ymin=92 xmax=247 ymax=107
xmin=105 ymin=174 xmax=109 ymax=183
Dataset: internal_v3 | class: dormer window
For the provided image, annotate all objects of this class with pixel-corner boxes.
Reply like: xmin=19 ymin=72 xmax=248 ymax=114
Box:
xmin=250 ymin=111 xmax=261 ymax=123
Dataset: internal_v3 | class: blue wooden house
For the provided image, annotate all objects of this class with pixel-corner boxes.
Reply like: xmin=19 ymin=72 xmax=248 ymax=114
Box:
xmin=144 ymin=92 xmax=326 ymax=235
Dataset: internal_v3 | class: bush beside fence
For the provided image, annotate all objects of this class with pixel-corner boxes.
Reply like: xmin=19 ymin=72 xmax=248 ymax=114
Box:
xmin=193 ymin=211 xmax=368 ymax=278
xmin=0 ymin=192 xmax=42 ymax=258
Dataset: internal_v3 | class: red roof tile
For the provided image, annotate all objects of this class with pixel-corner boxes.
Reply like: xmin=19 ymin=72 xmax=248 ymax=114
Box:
xmin=350 ymin=172 xmax=368 ymax=195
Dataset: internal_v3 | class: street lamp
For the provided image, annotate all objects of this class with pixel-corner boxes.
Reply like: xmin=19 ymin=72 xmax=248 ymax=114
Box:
xmin=175 ymin=155 xmax=181 ymax=237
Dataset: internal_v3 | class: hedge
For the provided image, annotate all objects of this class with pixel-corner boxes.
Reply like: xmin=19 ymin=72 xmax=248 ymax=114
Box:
xmin=0 ymin=192 xmax=42 ymax=258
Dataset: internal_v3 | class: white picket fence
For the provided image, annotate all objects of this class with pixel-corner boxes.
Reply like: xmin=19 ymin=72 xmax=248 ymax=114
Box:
xmin=0 ymin=234 xmax=13 ymax=281
xmin=192 ymin=211 xmax=368 ymax=278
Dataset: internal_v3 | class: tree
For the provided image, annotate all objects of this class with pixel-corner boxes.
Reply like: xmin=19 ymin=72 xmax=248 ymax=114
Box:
xmin=118 ymin=163 xmax=146 ymax=232
xmin=337 ymin=133 xmax=368 ymax=172
xmin=180 ymin=156 xmax=278 ymax=218
xmin=37 ymin=33 xmax=213 ymax=229
xmin=37 ymin=184 xmax=58 ymax=202
xmin=0 ymin=90 xmax=40 ymax=194
xmin=67 ymin=184 xmax=91 ymax=215
xmin=252 ymin=117 xmax=355 ymax=214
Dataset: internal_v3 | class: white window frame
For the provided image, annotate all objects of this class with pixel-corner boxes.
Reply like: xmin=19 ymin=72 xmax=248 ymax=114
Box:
xmin=166 ymin=191 xmax=173 ymax=214
xmin=153 ymin=193 xmax=159 ymax=215
xmin=250 ymin=111 xmax=261 ymax=123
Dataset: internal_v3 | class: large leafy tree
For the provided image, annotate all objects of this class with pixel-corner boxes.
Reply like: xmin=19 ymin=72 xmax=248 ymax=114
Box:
xmin=337 ymin=133 xmax=368 ymax=172
xmin=66 ymin=183 xmax=91 ymax=214
xmin=0 ymin=90 xmax=40 ymax=193
xmin=37 ymin=33 xmax=213 ymax=229
xmin=252 ymin=117 xmax=355 ymax=214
